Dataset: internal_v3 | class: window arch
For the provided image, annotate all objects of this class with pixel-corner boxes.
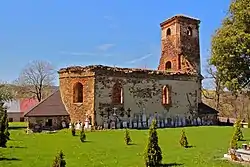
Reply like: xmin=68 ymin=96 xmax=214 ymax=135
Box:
xmin=187 ymin=27 xmax=192 ymax=36
xmin=165 ymin=61 xmax=172 ymax=70
xmin=162 ymin=85 xmax=170 ymax=105
xmin=166 ymin=28 xmax=171 ymax=36
xmin=112 ymin=82 xmax=123 ymax=104
xmin=73 ymin=82 xmax=83 ymax=103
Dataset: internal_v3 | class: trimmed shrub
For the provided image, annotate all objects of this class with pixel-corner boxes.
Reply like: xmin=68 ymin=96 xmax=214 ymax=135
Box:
xmin=80 ymin=128 xmax=86 ymax=142
xmin=71 ymin=123 xmax=76 ymax=136
xmin=179 ymin=130 xmax=188 ymax=148
xmin=124 ymin=128 xmax=132 ymax=145
xmin=144 ymin=119 xmax=162 ymax=167
xmin=52 ymin=150 xmax=66 ymax=167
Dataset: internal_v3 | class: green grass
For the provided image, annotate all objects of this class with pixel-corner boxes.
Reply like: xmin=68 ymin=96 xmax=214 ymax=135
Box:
xmin=0 ymin=126 xmax=249 ymax=167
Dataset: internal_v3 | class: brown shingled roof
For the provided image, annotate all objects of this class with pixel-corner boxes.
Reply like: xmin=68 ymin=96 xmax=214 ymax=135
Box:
xmin=24 ymin=90 xmax=69 ymax=117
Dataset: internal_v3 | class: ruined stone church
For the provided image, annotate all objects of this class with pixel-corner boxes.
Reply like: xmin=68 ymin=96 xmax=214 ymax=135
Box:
xmin=25 ymin=15 xmax=218 ymax=130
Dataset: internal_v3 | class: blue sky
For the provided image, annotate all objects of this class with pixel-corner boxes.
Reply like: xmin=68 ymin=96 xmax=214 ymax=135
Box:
xmin=0 ymin=0 xmax=230 ymax=86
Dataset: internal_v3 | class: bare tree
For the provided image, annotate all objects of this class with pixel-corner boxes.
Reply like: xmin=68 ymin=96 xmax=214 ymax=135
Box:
xmin=202 ymin=63 xmax=224 ymax=111
xmin=15 ymin=60 xmax=56 ymax=102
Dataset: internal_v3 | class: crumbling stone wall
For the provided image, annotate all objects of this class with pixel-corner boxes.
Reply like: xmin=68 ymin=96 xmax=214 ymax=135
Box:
xmin=58 ymin=69 xmax=95 ymax=123
xmin=94 ymin=73 xmax=199 ymax=126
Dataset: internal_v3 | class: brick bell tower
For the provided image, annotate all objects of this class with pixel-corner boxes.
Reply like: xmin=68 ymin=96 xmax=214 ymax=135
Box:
xmin=158 ymin=15 xmax=201 ymax=74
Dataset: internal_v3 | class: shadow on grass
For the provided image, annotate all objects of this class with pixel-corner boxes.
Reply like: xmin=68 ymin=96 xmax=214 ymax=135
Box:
xmin=128 ymin=143 xmax=136 ymax=145
xmin=9 ymin=146 xmax=27 ymax=149
xmin=186 ymin=145 xmax=195 ymax=148
xmin=0 ymin=157 xmax=21 ymax=161
xmin=159 ymin=163 xmax=184 ymax=167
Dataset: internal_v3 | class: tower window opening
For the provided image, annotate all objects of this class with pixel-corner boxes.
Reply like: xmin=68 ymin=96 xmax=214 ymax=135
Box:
xmin=187 ymin=27 xmax=192 ymax=36
xmin=166 ymin=28 xmax=171 ymax=36
xmin=73 ymin=82 xmax=83 ymax=103
xmin=165 ymin=61 xmax=172 ymax=70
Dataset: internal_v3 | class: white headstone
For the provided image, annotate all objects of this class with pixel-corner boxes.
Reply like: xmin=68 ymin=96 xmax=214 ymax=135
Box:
xmin=123 ymin=122 xmax=127 ymax=128
xmin=157 ymin=121 xmax=160 ymax=128
xmin=129 ymin=119 xmax=133 ymax=128
xmin=104 ymin=122 xmax=109 ymax=129
xmin=171 ymin=120 xmax=174 ymax=127
xmin=76 ymin=123 xmax=81 ymax=130
xmin=111 ymin=121 xmax=116 ymax=129
xmin=182 ymin=117 xmax=186 ymax=126
xmin=117 ymin=122 xmax=121 ymax=129
xmin=69 ymin=123 xmax=72 ymax=129
xmin=133 ymin=122 xmax=137 ymax=128
xmin=142 ymin=113 xmax=147 ymax=122
xmin=143 ymin=121 xmax=147 ymax=128
xmin=161 ymin=120 xmax=164 ymax=127
xmin=138 ymin=122 xmax=142 ymax=128
xmin=164 ymin=119 xmax=168 ymax=126
xmin=197 ymin=117 xmax=201 ymax=125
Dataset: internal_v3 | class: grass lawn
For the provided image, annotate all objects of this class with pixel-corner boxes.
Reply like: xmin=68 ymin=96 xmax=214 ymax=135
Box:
xmin=0 ymin=125 xmax=248 ymax=167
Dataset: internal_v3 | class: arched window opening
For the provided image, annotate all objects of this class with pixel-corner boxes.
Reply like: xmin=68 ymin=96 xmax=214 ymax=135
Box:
xmin=187 ymin=27 xmax=192 ymax=36
xmin=73 ymin=82 xmax=83 ymax=103
xmin=166 ymin=28 xmax=171 ymax=36
xmin=112 ymin=82 xmax=123 ymax=104
xmin=165 ymin=61 xmax=172 ymax=70
xmin=162 ymin=85 xmax=170 ymax=105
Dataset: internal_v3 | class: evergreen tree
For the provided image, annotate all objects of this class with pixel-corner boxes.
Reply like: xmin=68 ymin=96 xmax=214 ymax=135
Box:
xmin=0 ymin=106 xmax=8 ymax=147
xmin=124 ymin=128 xmax=132 ymax=145
xmin=144 ymin=119 xmax=162 ymax=167
xmin=52 ymin=150 xmax=66 ymax=167
xmin=4 ymin=114 xmax=10 ymax=140
xmin=71 ymin=123 xmax=76 ymax=136
xmin=234 ymin=119 xmax=244 ymax=141
xmin=179 ymin=130 xmax=189 ymax=148
xmin=230 ymin=133 xmax=238 ymax=149
xmin=80 ymin=127 xmax=86 ymax=142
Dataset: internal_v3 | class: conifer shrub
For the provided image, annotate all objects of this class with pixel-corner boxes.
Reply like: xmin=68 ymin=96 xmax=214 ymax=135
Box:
xmin=230 ymin=133 xmax=238 ymax=149
xmin=179 ymin=129 xmax=189 ymax=148
xmin=52 ymin=150 xmax=66 ymax=167
xmin=144 ymin=119 xmax=162 ymax=167
xmin=4 ymin=118 xmax=10 ymax=140
xmin=234 ymin=119 xmax=244 ymax=141
xmin=124 ymin=128 xmax=132 ymax=145
xmin=0 ymin=107 xmax=8 ymax=147
xmin=80 ymin=127 xmax=86 ymax=142
xmin=71 ymin=123 xmax=76 ymax=136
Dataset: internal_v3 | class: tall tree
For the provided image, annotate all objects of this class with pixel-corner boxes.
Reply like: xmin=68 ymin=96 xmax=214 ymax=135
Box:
xmin=15 ymin=60 xmax=56 ymax=102
xmin=210 ymin=0 xmax=250 ymax=92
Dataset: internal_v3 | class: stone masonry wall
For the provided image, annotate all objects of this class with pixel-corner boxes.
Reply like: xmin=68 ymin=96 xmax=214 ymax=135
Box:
xmin=59 ymin=71 xmax=95 ymax=123
xmin=94 ymin=75 xmax=199 ymax=126
xmin=28 ymin=116 xmax=70 ymax=130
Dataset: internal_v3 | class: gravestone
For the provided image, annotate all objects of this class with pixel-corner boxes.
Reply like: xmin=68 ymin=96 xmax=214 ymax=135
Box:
xmin=182 ymin=117 xmax=186 ymax=126
xmin=104 ymin=122 xmax=109 ymax=129
xmin=117 ymin=122 xmax=121 ymax=129
xmin=164 ymin=119 xmax=168 ymax=127
xmin=197 ymin=117 xmax=201 ymax=125
xmin=133 ymin=122 xmax=138 ymax=128
xmin=138 ymin=122 xmax=142 ymax=128
xmin=123 ymin=121 xmax=127 ymax=128
xmin=76 ymin=123 xmax=81 ymax=130
xmin=110 ymin=121 xmax=116 ymax=129
xmin=161 ymin=120 xmax=164 ymax=128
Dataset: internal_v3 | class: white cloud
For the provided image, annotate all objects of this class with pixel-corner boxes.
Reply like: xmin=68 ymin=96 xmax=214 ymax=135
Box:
xmin=60 ymin=51 xmax=97 ymax=56
xmin=127 ymin=53 xmax=153 ymax=64
xmin=97 ymin=43 xmax=115 ymax=51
